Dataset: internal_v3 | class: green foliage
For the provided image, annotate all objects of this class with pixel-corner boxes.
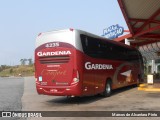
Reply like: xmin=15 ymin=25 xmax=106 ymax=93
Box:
xmin=0 ymin=65 xmax=34 ymax=77
xmin=0 ymin=65 xmax=11 ymax=72
xmin=9 ymin=68 xmax=13 ymax=74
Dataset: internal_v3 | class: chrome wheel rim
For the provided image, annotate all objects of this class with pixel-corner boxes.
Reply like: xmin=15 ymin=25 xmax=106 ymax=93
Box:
xmin=106 ymin=84 xmax=111 ymax=93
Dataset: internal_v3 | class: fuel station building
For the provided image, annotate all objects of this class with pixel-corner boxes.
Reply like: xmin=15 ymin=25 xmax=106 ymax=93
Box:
xmin=114 ymin=0 xmax=160 ymax=91
xmin=115 ymin=0 xmax=160 ymax=74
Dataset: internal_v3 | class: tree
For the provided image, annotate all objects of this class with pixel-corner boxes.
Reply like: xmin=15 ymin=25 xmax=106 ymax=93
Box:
xmin=28 ymin=58 xmax=33 ymax=65
xmin=20 ymin=59 xmax=24 ymax=65
xmin=20 ymin=59 xmax=27 ymax=65
xmin=1 ymin=65 xmax=7 ymax=70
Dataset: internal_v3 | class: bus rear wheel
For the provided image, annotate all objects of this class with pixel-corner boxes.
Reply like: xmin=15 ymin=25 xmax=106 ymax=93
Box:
xmin=102 ymin=80 xmax=112 ymax=97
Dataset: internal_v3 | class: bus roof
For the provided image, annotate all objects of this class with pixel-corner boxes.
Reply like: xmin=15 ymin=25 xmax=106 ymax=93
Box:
xmin=37 ymin=28 xmax=137 ymax=50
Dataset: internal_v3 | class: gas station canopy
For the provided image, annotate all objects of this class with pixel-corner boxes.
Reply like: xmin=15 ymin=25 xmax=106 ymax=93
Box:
xmin=116 ymin=0 xmax=160 ymax=60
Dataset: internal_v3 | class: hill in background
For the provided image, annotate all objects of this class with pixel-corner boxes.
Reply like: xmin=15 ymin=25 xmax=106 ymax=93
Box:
xmin=0 ymin=65 xmax=34 ymax=77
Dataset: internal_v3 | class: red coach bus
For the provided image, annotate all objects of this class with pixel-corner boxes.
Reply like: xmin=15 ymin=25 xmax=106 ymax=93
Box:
xmin=35 ymin=29 xmax=144 ymax=97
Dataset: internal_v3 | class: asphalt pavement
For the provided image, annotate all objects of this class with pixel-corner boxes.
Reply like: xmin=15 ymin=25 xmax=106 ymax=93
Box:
xmin=0 ymin=77 xmax=24 ymax=111
xmin=0 ymin=77 xmax=24 ymax=120
xmin=1 ymin=77 xmax=160 ymax=120
xmin=21 ymin=77 xmax=160 ymax=120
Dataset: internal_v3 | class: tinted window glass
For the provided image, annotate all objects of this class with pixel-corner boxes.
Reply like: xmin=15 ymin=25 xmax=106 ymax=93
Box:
xmin=80 ymin=34 xmax=139 ymax=61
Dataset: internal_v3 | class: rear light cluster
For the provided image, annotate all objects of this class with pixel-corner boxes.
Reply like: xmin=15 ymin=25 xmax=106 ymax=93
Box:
xmin=71 ymin=69 xmax=79 ymax=85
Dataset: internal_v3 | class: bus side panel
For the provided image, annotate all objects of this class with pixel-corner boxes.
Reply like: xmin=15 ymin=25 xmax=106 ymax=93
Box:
xmin=79 ymin=54 xmax=116 ymax=96
xmin=75 ymin=50 xmax=107 ymax=96
xmin=75 ymin=51 xmax=139 ymax=96
xmin=75 ymin=50 xmax=94 ymax=96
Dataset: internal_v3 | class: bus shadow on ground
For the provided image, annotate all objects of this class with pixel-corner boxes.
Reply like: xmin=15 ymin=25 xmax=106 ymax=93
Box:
xmin=112 ymin=85 xmax=137 ymax=96
xmin=47 ymin=85 xmax=137 ymax=105
xmin=47 ymin=95 xmax=102 ymax=105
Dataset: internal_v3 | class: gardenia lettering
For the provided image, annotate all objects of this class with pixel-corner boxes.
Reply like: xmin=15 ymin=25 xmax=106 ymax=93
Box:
xmin=85 ymin=62 xmax=113 ymax=70
xmin=37 ymin=51 xmax=71 ymax=56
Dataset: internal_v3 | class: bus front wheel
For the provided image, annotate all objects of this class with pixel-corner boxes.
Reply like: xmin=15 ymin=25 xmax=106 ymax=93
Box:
xmin=102 ymin=80 xmax=112 ymax=97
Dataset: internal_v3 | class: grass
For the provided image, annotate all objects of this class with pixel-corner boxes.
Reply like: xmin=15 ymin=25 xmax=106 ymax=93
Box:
xmin=0 ymin=65 xmax=35 ymax=77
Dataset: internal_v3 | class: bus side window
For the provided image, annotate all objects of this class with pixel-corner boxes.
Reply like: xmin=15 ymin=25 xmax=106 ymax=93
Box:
xmin=85 ymin=37 xmax=88 ymax=46
xmin=80 ymin=35 xmax=88 ymax=53
xmin=80 ymin=34 xmax=100 ymax=58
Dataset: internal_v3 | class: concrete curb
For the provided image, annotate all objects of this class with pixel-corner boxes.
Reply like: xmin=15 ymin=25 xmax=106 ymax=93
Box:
xmin=138 ymin=84 xmax=160 ymax=92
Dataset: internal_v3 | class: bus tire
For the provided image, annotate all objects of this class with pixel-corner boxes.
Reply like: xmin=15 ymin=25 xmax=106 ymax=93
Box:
xmin=137 ymin=74 xmax=143 ymax=86
xmin=102 ymin=80 xmax=112 ymax=97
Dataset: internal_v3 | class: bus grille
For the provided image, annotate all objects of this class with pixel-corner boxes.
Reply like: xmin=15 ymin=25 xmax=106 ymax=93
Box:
xmin=39 ymin=55 xmax=70 ymax=64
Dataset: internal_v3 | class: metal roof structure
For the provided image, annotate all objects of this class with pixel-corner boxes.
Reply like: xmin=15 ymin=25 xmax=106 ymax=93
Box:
xmin=116 ymin=0 xmax=160 ymax=60
xmin=116 ymin=0 xmax=160 ymax=46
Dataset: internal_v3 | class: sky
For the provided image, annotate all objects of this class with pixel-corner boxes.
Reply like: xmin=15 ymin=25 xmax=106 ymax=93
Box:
xmin=0 ymin=0 xmax=128 ymax=65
